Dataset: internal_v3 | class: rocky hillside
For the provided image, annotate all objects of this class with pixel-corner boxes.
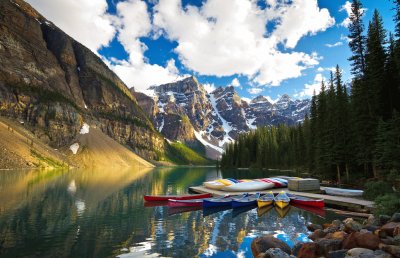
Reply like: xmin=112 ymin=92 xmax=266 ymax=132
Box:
xmin=146 ymin=77 xmax=310 ymax=159
xmin=0 ymin=0 xmax=197 ymax=165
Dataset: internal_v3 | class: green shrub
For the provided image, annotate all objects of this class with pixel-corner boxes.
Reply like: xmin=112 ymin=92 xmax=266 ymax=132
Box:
xmin=364 ymin=181 xmax=393 ymax=200
xmin=374 ymin=193 xmax=400 ymax=216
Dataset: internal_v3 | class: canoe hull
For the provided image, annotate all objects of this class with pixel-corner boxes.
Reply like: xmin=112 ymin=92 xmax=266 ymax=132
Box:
xmin=232 ymin=200 xmax=257 ymax=208
xmin=275 ymin=200 xmax=289 ymax=209
xmin=203 ymin=199 xmax=232 ymax=208
xmin=222 ymin=182 xmax=274 ymax=192
xmin=144 ymin=193 xmax=212 ymax=202
xmin=286 ymin=193 xmax=325 ymax=208
xmin=168 ymin=199 xmax=204 ymax=207
xmin=257 ymin=199 xmax=273 ymax=208
xmin=324 ymin=187 xmax=364 ymax=197
xmin=290 ymin=198 xmax=324 ymax=208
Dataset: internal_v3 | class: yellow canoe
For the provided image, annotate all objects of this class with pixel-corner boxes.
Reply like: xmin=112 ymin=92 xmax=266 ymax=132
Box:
xmin=274 ymin=191 xmax=290 ymax=209
xmin=257 ymin=191 xmax=274 ymax=208
xmin=274 ymin=200 xmax=290 ymax=209
xmin=257 ymin=199 xmax=273 ymax=208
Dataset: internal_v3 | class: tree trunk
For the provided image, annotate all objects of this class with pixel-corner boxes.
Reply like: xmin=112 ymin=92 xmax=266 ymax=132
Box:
xmin=336 ymin=164 xmax=341 ymax=185
xmin=372 ymin=163 xmax=378 ymax=178
xmin=345 ymin=163 xmax=349 ymax=181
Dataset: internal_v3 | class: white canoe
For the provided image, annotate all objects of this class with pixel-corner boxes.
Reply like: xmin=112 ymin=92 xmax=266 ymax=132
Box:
xmin=324 ymin=187 xmax=364 ymax=197
xmin=222 ymin=181 xmax=275 ymax=192
xmin=203 ymin=179 xmax=236 ymax=190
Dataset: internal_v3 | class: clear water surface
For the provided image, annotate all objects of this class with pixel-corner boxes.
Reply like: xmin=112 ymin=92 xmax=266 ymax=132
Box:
xmin=0 ymin=167 xmax=345 ymax=258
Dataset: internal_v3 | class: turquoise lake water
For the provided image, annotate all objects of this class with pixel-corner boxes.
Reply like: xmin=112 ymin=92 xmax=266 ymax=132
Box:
xmin=0 ymin=167 xmax=344 ymax=257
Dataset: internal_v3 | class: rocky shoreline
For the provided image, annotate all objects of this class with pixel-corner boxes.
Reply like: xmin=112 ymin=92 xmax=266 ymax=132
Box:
xmin=251 ymin=213 xmax=400 ymax=258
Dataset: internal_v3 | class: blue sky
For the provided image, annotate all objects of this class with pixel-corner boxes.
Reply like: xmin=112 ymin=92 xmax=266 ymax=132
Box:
xmin=28 ymin=0 xmax=396 ymax=101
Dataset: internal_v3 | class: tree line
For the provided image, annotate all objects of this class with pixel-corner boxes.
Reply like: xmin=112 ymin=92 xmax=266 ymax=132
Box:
xmin=220 ymin=0 xmax=400 ymax=183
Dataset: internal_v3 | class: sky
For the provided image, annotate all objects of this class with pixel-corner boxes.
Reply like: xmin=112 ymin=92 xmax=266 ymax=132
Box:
xmin=26 ymin=0 xmax=396 ymax=101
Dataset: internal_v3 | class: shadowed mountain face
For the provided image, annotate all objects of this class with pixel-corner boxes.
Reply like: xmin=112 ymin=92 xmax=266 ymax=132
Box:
xmin=0 ymin=0 xmax=166 ymax=160
xmin=142 ymin=77 xmax=310 ymax=158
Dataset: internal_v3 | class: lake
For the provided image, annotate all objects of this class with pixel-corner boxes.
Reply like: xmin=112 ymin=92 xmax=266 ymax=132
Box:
xmin=0 ymin=167 xmax=344 ymax=257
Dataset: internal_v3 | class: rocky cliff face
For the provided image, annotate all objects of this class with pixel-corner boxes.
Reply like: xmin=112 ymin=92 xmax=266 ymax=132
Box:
xmin=143 ymin=77 xmax=310 ymax=158
xmin=0 ymin=0 xmax=164 ymax=160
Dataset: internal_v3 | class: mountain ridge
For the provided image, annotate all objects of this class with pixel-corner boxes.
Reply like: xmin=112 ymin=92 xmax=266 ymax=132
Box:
xmin=142 ymin=76 xmax=311 ymax=159
xmin=0 ymin=0 xmax=210 ymax=167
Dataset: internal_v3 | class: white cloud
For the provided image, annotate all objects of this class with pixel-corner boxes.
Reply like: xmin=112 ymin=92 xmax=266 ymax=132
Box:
xmin=230 ymin=78 xmax=240 ymax=87
xmin=325 ymin=41 xmax=343 ymax=48
xmin=248 ymin=88 xmax=263 ymax=95
xmin=340 ymin=1 xmax=367 ymax=28
xmin=26 ymin=0 xmax=116 ymax=52
xmin=153 ymin=0 xmax=334 ymax=87
xmin=340 ymin=34 xmax=351 ymax=43
xmin=316 ymin=66 xmax=335 ymax=73
xmin=110 ymin=0 xmax=184 ymax=91
xmin=271 ymin=0 xmax=335 ymax=49
xmin=203 ymin=83 xmax=216 ymax=93
xmin=296 ymin=73 xmax=326 ymax=98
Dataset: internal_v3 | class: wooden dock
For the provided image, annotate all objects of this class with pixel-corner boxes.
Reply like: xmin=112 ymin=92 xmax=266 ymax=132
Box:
xmin=189 ymin=186 xmax=375 ymax=212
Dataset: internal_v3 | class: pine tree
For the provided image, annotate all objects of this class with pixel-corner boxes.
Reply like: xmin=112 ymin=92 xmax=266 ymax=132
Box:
xmin=385 ymin=34 xmax=400 ymax=116
xmin=348 ymin=0 xmax=367 ymax=78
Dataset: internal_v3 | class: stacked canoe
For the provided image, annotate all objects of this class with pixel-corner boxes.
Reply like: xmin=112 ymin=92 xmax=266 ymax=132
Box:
xmin=203 ymin=177 xmax=289 ymax=192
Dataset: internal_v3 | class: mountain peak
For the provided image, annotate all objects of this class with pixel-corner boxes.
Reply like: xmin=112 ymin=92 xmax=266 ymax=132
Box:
xmin=251 ymin=95 xmax=270 ymax=104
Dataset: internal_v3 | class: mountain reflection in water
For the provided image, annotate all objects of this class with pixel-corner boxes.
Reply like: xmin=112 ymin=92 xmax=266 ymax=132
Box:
xmin=0 ymin=167 xmax=344 ymax=258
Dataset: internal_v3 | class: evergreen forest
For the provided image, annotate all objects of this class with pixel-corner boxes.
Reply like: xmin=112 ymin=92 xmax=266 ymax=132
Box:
xmin=220 ymin=0 xmax=400 ymax=189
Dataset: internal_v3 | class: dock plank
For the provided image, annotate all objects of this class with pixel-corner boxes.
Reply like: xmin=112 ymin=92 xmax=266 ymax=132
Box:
xmin=188 ymin=185 xmax=374 ymax=212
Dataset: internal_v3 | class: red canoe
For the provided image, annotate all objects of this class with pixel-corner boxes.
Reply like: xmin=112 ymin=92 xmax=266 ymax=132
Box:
xmin=144 ymin=193 xmax=212 ymax=202
xmin=287 ymin=193 xmax=325 ymax=208
xmin=168 ymin=199 xmax=205 ymax=207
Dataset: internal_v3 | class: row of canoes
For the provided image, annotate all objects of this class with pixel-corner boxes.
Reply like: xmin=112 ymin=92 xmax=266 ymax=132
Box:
xmin=144 ymin=191 xmax=324 ymax=210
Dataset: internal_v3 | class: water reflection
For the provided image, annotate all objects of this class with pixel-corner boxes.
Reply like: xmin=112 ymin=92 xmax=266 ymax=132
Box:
xmin=0 ymin=167 xmax=342 ymax=258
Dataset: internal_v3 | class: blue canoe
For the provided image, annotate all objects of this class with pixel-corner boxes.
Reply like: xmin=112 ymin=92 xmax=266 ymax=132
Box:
xmin=203 ymin=193 xmax=247 ymax=208
xmin=231 ymin=193 xmax=260 ymax=208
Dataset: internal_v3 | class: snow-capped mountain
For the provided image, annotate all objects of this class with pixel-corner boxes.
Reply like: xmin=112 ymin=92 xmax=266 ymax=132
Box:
xmin=135 ymin=76 xmax=310 ymax=159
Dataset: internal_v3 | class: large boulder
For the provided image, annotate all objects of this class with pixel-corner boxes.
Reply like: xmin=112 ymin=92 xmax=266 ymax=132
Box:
xmin=260 ymin=248 xmax=291 ymax=258
xmin=379 ymin=243 xmax=400 ymax=257
xmin=342 ymin=232 xmax=380 ymax=250
xmin=251 ymin=235 xmax=291 ymax=257
xmin=316 ymin=238 xmax=342 ymax=257
xmin=328 ymin=249 xmax=348 ymax=258
xmin=344 ymin=218 xmax=363 ymax=233
xmin=326 ymin=231 xmax=348 ymax=241
xmin=345 ymin=248 xmax=374 ymax=257
xmin=382 ymin=222 xmax=400 ymax=237
xmin=309 ymin=229 xmax=327 ymax=241
xmin=380 ymin=215 xmax=392 ymax=226
xmin=307 ymin=223 xmax=323 ymax=232
xmin=296 ymin=242 xmax=318 ymax=258
xmin=390 ymin=213 xmax=400 ymax=223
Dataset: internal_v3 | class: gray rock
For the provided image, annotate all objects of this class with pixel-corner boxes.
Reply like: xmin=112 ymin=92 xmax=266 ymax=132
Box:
xmin=316 ymin=238 xmax=342 ymax=257
xmin=380 ymin=215 xmax=392 ymax=226
xmin=251 ymin=235 xmax=292 ymax=257
xmin=390 ymin=213 xmax=400 ymax=223
xmin=291 ymin=242 xmax=303 ymax=256
xmin=307 ymin=223 xmax=323 ymax=232
xmin=372 ymin=249 xmax=394 ymax=258
xmin=345 ymin=248 xmax=374 ymax=257
xmin=344 ymin=218 xmax=363 ymax=233
xmin=328 ymin=249 xmax=348 ymax=258
xmin=263 ymin=248 xmax=291 ymax=258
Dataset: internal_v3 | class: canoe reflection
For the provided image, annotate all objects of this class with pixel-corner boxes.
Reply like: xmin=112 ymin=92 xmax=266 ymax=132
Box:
xmin=257 ymin=205 xmax=273 ymax=217
xmin=275 ymin=205 xmax=291 ymax=218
